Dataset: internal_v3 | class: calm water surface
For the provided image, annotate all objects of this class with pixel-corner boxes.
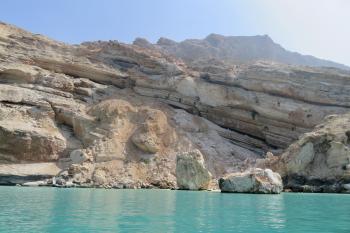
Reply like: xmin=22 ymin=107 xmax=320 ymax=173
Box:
xmin=0 ymin=186 xmax=349 ymax=233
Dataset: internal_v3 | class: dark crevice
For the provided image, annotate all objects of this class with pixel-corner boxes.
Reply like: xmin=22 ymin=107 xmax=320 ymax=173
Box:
xmin=167 ymin=103 xmax=184 ymax=110
xmin=218 ymin=122 xmax=280 ymax=149
xmin=346 ymin=131 xmax=350 ymax=145
xmin=110 ymin=58 xmax=139 ymax=69
xmin=251 ymin=111 xmax=259 ymax=120
xmin=0 ymin=100 xmax=37 ymax=107
xmin=0 ymin=175 xmax=53 ymax=185
xmin=227 ymin=139 xmax=265 ymax=155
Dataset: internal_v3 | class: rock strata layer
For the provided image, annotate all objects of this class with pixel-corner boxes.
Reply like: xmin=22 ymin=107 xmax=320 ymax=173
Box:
xmin=1 ymin=22 xmax=350 ymax=191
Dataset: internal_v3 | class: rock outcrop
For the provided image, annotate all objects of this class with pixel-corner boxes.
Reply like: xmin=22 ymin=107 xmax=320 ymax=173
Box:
xmin=262 ymin=113 xmax=350 ymax=192
xmin=219 ymin=168 xmax=283 ymax=194
xmin=0 ymin=163 xmax=60 ymax=185
xmin=176 ymin=150 xmax=212 ymax=190
xmin=1 ymin=21 xmax=350 ymax=191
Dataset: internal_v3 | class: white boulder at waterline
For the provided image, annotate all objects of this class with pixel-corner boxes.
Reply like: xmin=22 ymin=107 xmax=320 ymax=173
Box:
xmin=219 ymin=168 xmax=283 ymax=194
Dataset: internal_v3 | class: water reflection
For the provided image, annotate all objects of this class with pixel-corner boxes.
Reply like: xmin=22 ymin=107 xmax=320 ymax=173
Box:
xmin=1 ymin=187 xmax=350 ymax=233
xmin=172 ymin=191 xmax=287 ymax=233
xmin=255 ymin=194 xmax=286 ymax=230
xmin=42 ymin=188 xmax=177 ymax=232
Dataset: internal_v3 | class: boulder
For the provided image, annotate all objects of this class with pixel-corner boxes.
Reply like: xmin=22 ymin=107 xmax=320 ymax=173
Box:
xmin=70 ymin=149 xmax=89 ymax=164
xmin=343 ymin=183 xmax=350 ymax=192
xmin=219 ymin=168 xmax=283 ymax=194
xmin=55 ymin=177 xmax=66 ymax=186
xmin=176 ymin=150 xmax=212 ymax=190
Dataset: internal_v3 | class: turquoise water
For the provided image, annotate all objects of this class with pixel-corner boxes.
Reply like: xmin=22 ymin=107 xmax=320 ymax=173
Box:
xmin=0 ymin=187 xmax=349 ymax=233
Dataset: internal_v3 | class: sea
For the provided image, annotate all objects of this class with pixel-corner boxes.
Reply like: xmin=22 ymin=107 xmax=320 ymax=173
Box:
xmin=0 ymin=186 xmax=349 ymax=233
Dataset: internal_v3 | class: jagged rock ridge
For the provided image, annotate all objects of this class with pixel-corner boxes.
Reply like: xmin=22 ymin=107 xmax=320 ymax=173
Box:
xmin=134 ymin=33 xmax=349 ymax=70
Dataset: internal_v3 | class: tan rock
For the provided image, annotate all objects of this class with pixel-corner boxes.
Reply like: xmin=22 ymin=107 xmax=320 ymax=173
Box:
xmin=267 ymin=112 xmax=350 ymax=186
xmin=1 ymin=22 xmax=350 ymax=191
xmin=326 ymin=142 xmax=350 ymax=169
xmin=131 ymin=131 xmax=159 ymax=153
xmin=92 ymin=169 xmax=108 ymax=186
xmin=286 ymin=142 xmax=315 ymax=174
xmin=176 ymin=150 xmax=212 ymax=190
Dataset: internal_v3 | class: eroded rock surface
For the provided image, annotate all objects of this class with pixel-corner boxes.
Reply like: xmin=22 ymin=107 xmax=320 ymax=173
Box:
xmin=262 ymin=113 xmax=350 ymax=192
xmin=0 ymin=163 xmax=60 ymax=185
xmin=1 ymin=22 xmax=350 ymax=191
xmin=219 ymin=168 xmax=283 ymax=194
xmin=176 ymin=150 xmax=212 ymax=190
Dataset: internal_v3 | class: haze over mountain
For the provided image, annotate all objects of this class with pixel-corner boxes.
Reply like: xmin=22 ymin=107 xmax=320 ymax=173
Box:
xmin=134 ymin=33 xmax=349 ymax=70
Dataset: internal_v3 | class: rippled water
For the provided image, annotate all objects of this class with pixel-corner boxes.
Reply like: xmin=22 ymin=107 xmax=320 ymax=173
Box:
xmin=0 ymin=186 xmax=349 ymax=233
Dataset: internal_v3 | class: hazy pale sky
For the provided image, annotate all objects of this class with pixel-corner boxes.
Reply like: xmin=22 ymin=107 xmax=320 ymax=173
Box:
xmin=1 ymin=0 xmax=349 ymax=66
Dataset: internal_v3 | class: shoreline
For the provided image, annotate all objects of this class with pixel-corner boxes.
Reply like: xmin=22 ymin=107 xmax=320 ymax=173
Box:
xmin=2 ymin=183 xmax=350 ymax=194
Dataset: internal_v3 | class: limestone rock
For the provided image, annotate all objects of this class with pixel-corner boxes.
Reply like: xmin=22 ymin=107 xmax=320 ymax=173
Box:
xmin=264 ymin=113 xmax=350 ymax=192
xmin=131 ymin=132 xmax=159 ymax=153
xmin=1 ymin=22 xmax=350 ymax=191
xmin=176 ymin=150 xmax=212 ymax=190
xmin=286 ymin=142 xmax=315 ymax=174
xmin=70 ymin=149 xmax=89 ymax=164
xmin=0 ymin=163 xmax=60 ymax=185
xmin=131 ymin=109 xmax=173 ymax=154
xmin=219 ymin=168 xmax=283 ymax=194
xmin=92 ymin=169 xmax=108 ymax=186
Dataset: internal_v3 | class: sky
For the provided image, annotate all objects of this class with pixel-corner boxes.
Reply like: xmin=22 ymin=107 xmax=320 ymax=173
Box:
xmin=1 ymin=0 xmax=350 ymax=66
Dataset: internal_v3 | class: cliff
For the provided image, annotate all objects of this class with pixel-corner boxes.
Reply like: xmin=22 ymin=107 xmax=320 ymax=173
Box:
xmin=261 ymin=113 xmax=350 ymax=192
xmin=1 ymin=22 xmax=350 ymax=191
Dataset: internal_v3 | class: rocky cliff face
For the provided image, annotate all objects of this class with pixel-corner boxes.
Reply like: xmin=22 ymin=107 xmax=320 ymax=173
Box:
xmin=261 ymin=113 xmax=350 ymax=192
xmin=1 ymin=22 xmax=350 ymax=191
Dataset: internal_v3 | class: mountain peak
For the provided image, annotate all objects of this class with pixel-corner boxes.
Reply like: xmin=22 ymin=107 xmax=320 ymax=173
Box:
xmin=204 ymin=33 xmax=226 ymax=46
xmin=133 ymin=37 xmax=154 ymax=49
xmin=157 ymin=37 xmax=177 ymax=46
xmin=150 ymin=34 xmax=349 ymax=70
